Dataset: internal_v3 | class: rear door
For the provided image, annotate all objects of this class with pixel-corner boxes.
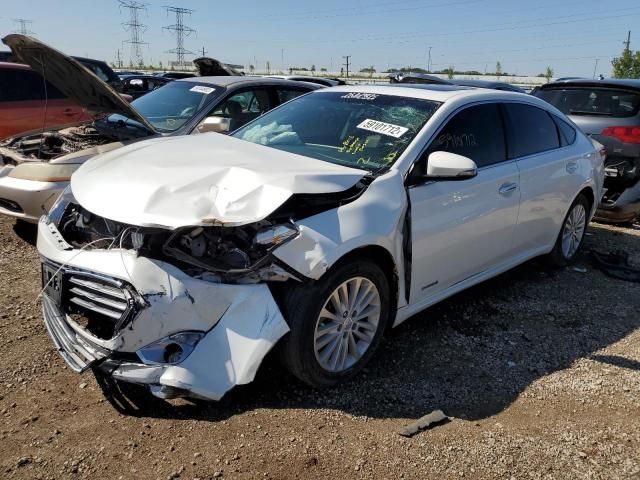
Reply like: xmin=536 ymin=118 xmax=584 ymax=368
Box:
xmin=408 ymin=103 xmax=521 ymax=302
xmin=0 ymin=68 xmax=86 ymax=138
xmin=504 ymin=102 xmax=588 ymax=253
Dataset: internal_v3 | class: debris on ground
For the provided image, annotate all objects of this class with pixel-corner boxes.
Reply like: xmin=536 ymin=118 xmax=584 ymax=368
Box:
xmin=398 ymin=410 xmax=449 ymax=437
xmin=591 ymin=250 xmax=640 ymax=282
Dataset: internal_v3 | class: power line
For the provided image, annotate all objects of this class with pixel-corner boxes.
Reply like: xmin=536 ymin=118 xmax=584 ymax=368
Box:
xmin=118 ymin=0 xmax=148 ymax=66
xmin=163 ymin=6 xmax=196 ymax=68
xmin=13 ymin=18 xmax=34 ymax=36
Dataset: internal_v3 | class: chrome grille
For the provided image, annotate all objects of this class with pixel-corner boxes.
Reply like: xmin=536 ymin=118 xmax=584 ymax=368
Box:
xmin=61 ymin=270 xmax=140 ymax=339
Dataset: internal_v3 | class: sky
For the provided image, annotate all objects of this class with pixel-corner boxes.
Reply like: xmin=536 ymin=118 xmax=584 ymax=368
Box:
xmin=0 ymin=0 xmax=637 ymax=77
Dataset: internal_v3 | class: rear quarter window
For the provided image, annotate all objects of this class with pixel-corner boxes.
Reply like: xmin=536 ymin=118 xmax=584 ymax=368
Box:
xmin=535 ymin=87 xmax=640 ymax=117
xmin=553 ymin=115 xmax=577 ymax=146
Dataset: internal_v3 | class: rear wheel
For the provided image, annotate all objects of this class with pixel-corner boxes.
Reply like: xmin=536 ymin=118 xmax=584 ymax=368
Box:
xmin=278 ymin=259 xmax=391 ymax=387
xmin=546 ymin=193 xmax=590 ymax=266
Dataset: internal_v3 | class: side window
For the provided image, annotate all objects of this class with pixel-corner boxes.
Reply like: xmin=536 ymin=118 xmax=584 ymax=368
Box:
xmin=427 ymin=103 xmax=506 ymax=168
xmin=211 ymin=89 xmax=271 ymax=130
xmin=504 ymin=103 xmax=560 ymax=158
xmin=552 ymin=115 xmax=577 ymax=146
xmin=277 ymin=88 xmax=307 ymax=104
xmin=0 ymin=69 xmax=45 ymax=101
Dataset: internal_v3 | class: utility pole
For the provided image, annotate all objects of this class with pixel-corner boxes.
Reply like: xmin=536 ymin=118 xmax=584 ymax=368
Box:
xmin=118 ymin=1 xmax=148 ymax=67
xmin=116 ymin=49 xmax=123 ymax=68
xmin=592 ymin=58 xmax=599 ymax=79
xmin=13 ymin=18 xmax=34 ymax=35
xmin=281 ymin=49 xmax=284 ymax=72
xmin=342 ymin=55 xmax=351 ymax=78
xmin=427 ymin=46 xmax=432 ymax=72
xmin=201 ymin=46 xmax=207 ymax=57
xmin=163 ymin=6 xmax=196 ymax=69
xmin=623 ymin=30 xmax=631 ymax=51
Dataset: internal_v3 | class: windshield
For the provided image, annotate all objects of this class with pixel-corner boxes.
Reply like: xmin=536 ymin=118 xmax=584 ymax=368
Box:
xmin=232 ymin=91 xmax=440 ymax=174
xmin=106 ymin=81 xmax=222 ymax=132
xmin=535 ymin=87 xmax=640 ymax=117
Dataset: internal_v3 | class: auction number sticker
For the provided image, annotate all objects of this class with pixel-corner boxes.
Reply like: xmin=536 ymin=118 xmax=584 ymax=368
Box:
xmin=341 ymin=92 xmax=379 ymax=100
xmin=357 ymin=119 xmax=408 ymax=138
xmin=190 ymin=85 xmax=215 ymax=94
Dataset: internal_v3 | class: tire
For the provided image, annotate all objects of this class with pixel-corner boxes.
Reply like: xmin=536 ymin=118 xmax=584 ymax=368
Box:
xmin=546 ymin=193 xmax=591 ymax=267
xmin=278 ymin=259 xmax=391 ymax=387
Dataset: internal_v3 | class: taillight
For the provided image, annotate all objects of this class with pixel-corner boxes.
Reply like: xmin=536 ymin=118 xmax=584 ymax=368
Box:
xmin=601 ymin=126 xmax=640 ymax=144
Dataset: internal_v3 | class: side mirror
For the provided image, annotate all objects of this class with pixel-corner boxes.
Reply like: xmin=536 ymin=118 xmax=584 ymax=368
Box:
xmin=426 ymin=151 xmax=477 ymax=179
xmin=197 ymin=116 xmax=231 ymax=134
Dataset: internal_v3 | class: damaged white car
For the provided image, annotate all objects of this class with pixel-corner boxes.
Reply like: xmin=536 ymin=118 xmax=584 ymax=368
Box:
xmin=38 ymin=85 xmax=604 ymax=401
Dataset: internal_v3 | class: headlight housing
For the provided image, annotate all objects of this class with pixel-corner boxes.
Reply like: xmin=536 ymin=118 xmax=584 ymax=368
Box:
xmin=163 ymin=222 xmax=299 ymax=275
xmin=46 ymin=185 xmax=76 ymax=226
xmin=137 ymin=331 xmax=204 ymax=365
xmin=9 ymin=162 xmax=81 ymax=182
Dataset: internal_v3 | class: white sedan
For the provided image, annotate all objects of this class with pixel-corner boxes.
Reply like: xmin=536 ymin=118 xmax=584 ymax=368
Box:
xmin=37 ymin=85 xmax=604 ymax=401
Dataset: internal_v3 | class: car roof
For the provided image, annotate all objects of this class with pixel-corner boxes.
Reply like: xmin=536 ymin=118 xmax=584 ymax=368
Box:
xmin=176 ymin=76 xmax=322 ymax=89
xmin=450 ymin=79 xmax=523 ymax=91
xmin=541 ymin=78 xmax=640 ymax=90
xmin=315 ymin=83 xmax=539 ymax=105
xmin=120 ymin=74 xmax=169 ymax=79
xmin=0 ymin=61 xmax=30 ymax=70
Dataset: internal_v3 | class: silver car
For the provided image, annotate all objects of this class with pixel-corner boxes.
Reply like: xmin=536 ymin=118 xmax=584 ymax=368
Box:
xmin=534 ymin=79 xmax=640 ymax=223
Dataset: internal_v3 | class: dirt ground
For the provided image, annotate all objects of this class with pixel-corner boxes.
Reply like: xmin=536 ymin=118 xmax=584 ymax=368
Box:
xmin=0 ymin=216 xmax=638 ymax=480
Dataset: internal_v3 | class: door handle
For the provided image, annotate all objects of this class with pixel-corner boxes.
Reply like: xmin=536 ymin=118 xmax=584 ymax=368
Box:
xmin=499 ymin=182 xmax=518 ymax=195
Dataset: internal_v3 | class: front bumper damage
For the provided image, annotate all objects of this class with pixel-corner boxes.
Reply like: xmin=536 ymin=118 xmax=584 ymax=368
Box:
xmin=37 ymin=219 xmax=290 ymax=401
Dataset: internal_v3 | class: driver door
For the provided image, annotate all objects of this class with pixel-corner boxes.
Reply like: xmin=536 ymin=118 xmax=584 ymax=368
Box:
xmin=408 ymin=103 xmax=521 ymax=304
xmin=209 ymin=88 xmax=272 ymax=131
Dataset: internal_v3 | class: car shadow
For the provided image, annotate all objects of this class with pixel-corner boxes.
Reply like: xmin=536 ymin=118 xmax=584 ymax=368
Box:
xmin=99 ymin=225 xmax=640 ymax=422
xmin=13 ymin=219 xmax=38 ymax=246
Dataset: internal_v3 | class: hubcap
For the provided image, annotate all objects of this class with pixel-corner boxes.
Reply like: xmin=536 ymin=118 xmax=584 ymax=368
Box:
xmin=314 ymin=277 xmax=381 ymax=373
xmin=561 ymin=203 xmax=587 ymax=258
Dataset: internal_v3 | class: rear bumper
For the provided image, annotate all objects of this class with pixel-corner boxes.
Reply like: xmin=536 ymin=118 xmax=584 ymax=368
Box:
xmin=0 ymin=169 xmax=66 ymax=222
xmin=595 ymin=184 xmax=640 ymax=224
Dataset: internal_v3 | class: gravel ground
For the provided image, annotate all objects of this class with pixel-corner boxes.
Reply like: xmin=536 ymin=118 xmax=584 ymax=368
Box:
xmin=0 ymin=216 xmax=638 ymax=480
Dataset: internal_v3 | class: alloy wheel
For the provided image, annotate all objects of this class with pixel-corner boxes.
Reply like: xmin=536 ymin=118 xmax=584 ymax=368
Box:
xmin=561 ymin=203 xmax=587 ymax=259
xmin=313 ymin=277 xmax=381 ymax=373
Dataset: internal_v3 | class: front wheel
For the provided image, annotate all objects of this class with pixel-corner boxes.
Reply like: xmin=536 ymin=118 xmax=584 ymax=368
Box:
xmin=278 ymin=259 xmax=391 ymax=387
xmin=546 ymin=193 xmax=590 ymax=266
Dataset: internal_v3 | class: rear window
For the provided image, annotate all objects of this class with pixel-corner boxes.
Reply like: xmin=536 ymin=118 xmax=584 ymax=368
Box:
xmin=504 ymin=103 xmax=560 ymax=158
xmin=535 ymin=87 xmax=640 ymax=117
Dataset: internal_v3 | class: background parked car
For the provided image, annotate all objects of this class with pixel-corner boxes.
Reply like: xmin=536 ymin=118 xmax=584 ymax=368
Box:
xmin=267 ymin=75 xmax=347 ymax=87
xmin=120 ymin=74 xmax=172 ymax=99
xmin=534 ymin=79 xmax=640 ymax=223
xmin=389 ymin=72 xmax=525 ymax=93
xmin=0 ymin=50 xmax=125 ymax=93
xmin=0 ymin=32 xmax=320 ymax=223
xmin=155 ymin=71 xmax=196 ymax=79
xmin=0 ymin=61 xmax=92 ymax=139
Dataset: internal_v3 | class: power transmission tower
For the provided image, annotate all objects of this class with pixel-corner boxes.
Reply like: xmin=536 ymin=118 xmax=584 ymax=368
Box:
xmin=163 ymin=6 xmax=196 ymax=69
xmin=623 ymin=30 xmax=631 ymax=51
xmin=13 ymin=18 xmax=35 ymax=35
xmin=118 ymin=0 xmax=148 ymax=67
xmin=342 ymin=55 xmax=351 ymax=78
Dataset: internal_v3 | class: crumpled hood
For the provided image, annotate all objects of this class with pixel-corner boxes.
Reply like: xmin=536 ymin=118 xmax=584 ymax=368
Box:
xmin=71 ymin=133 xmax=367 ymax=229
xmin=2 ymin=34 xmax=155 ymax=134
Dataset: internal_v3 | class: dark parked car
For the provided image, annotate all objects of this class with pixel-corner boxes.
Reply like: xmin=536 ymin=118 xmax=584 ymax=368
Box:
xmin=156 ymin=72 xmax=196 ymax=79
xmin=0 ymin=49 xmax=125 ymax=93
xmin=389 ymin=72 xmax=525 ymax=92
xmin=120 ymin=74 xmax=172 ymax=99
xmin=534 ymin=79 xmax=640 ymax=223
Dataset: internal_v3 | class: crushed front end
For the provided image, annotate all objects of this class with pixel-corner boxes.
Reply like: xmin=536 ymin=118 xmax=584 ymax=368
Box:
xmin=37 ymin=189 xmax=294 ymax=401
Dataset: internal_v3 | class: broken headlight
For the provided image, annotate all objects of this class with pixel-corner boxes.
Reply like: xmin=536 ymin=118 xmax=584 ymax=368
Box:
xmin=137 ymin=331 xmax=204 ymax=365
xmin=163 ymin=222 xmax=298 ymax=275
xmin=46 ymin=185 xmax=76 ymax=226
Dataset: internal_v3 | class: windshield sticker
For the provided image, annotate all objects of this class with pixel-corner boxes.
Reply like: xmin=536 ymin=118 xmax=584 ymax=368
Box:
xmin=341 ymin=92 xmax=379 ymax=100
xmin=190 ymin=85 xmax=215 ymax=94
xmin=357 ymin=119 xmax=409 ymax=138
